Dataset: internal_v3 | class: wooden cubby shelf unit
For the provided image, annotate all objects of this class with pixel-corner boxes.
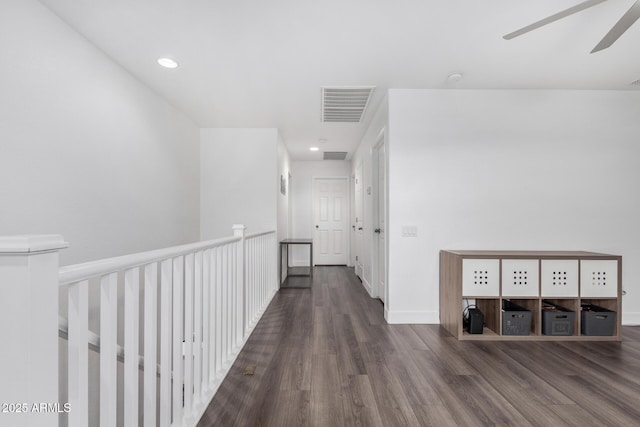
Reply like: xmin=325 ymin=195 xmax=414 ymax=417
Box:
xmin=440 ymin=250 xmax=622 ymax=341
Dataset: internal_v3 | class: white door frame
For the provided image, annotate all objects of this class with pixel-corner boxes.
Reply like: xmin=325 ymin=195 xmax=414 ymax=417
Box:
xmin=372 ymin=130 xmax=387 ymax=302
xmin=311 ymin=176 xmax=351 ymax=266
xmin=353 ymin=162 xmax=364 ymax=277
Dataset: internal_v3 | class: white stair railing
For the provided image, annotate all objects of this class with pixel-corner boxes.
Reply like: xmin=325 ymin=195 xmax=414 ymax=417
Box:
xmin=0 ymin=226 xmax=278 ymax=427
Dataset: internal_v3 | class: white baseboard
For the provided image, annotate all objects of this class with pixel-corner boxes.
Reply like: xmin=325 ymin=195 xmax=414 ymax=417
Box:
xmin=290 ymin=260 xmax=311 ymax=267
xmin=623 ymin=312 xmax=640 ymax=326
xmin=384 ymin=309 xmax=439 ymax=324
xmin=360 ymin=276 xmax=372 ymax=296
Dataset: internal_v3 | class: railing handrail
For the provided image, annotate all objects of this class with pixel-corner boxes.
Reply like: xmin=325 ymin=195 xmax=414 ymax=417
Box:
xmin=245 ymin=230 xmax=275 ymax=239
xmin=59 ymin=235 xmax=241 ymax=286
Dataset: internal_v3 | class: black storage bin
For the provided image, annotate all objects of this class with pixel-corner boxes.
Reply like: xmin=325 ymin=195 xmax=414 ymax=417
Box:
xmin=502 ymin=300 xmax=532 ymax=336
xmin=542 ymin=301 xmax=575 ymax=336
xmin=581 ymin=304 xmax=616 ymax=336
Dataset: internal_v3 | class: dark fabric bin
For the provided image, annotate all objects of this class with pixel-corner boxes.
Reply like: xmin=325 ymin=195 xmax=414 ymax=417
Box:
xmin=581 ymin=304 xmax=616 ymax=336
xmin=502 ymin=300 xmax=532 ymax=336
xmin=542 ymin=302 xmax=575 ymax=336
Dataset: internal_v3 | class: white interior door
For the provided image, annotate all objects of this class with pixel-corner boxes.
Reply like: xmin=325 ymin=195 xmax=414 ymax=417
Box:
xmin=374 ymin=141 xmax=386 ymax=302
xmin=313 ymin=177 xmax=348 ymax=265
xmin=354 ymin=163 xmax=364 ymax=278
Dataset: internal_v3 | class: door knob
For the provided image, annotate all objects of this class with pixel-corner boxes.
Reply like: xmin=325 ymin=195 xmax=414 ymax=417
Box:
xmin=315 ymin=225 xmax=319 ymax=229
xmin=374 ymin=228 xmax=381 ymax=233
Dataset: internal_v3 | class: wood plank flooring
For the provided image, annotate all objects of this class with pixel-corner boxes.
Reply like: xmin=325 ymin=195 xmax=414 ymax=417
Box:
xmin=198 ymin=267 xmax=640 ymax=426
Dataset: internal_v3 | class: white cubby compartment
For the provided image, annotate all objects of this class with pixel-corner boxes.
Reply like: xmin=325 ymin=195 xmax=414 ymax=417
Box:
xmin=541 ymin=259 xmax=579 ymax=297
xmin=502 ymin=259 xmax=539 ymax=297
xmin=580 ymin=260 xmax=618 ymax=297
xmin=462 ymin=259 xmax=500 ymax=296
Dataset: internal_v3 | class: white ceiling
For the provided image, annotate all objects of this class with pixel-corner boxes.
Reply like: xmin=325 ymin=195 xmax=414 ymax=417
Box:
xmin=39 ymin=0 xmax=640 ymax=160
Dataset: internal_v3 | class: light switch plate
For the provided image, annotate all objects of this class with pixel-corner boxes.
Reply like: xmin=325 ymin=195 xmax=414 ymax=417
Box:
xmin=401 ymin=226 xmax=418 ymax=237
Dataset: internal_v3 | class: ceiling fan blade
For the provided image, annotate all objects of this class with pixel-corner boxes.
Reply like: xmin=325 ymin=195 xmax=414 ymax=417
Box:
xmin=591 ymin=0 xmax=640 ymax=52
xmin=504 ymin=0 xmax=608 ymax=40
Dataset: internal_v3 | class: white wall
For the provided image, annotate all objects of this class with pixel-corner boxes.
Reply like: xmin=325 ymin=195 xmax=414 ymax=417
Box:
xmin=351 ymin=98 xmax=388 ymax=296
xmin=387 ymin=89 xmax=640 ymax=324
xmin=290 ymin=160 xmax=352 ymax=265
xmin=0 ymin=0 xmax=200 ymax=266
xmin=200 ymin=128 xmax=279 ymax=239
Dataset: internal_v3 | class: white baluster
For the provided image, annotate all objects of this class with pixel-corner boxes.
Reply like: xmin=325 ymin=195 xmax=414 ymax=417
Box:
xmin=143 ymin=263 xmax=158 ymax=427
xmin=221 ymin=245 xmax=228 ymax=363
xmin=209 ymin=248 xmax=217 ymax=382
xmin=253 ymin=239 xmax=258 ymax=323
xmin=249 ymin=240 xmax=255 ymax=325
xmin=159 ymin=259 xmax=172 ymax=427
xmin=228 ymin=244 xmax=234 ymax=354
xmin=250 ymin=239 xmax=255 ymax=319
xmin=194 ymin=251 xmax=203 ymax=400
xmin=124 ymin=267 xmax=140 ymax=427
xmin=245 ymin=241 xmax=250 ymax=330
xmin=100 ymin=272 xmax=118 ymax=427
xmin=184 ymin=254 xmax=194 ymax=417
xmin=230 ymin=244 xmax=235 ymax=353
xmin=226 ymin=244 xmax=232 ymax=358
xmin=270 ymin=235 xmax=275 ymax=294
xmin=272 ymin=235 xmax=277 ymax=292
xmin=202 ymin=249 xmax=210 ymax=391
xmin=172 ymin=256 xmax=184 ymax=423
xmin=262 ymin=237 xmax=266 ymax=310
xmin=233 ymin=224 xmax=247 ymax=346
xmin=184 ymin=253 xmax=194 ymax=418
xmin=257 ymin=237 xmax=261 ymax=311
xmin=232 ymin=242 xmax=238 ymax=350
xmin=266 ymin=236 xmax=271 ymax=296
xmin=258 ymin=237 xmax=262 ymax=311
xmin=215 ymin=247 xmax=222 ymax=375
xmin=259 ymin=237 xmax=264 ymax=312
xmin=68 ymin=280 xmax=88 ymax=427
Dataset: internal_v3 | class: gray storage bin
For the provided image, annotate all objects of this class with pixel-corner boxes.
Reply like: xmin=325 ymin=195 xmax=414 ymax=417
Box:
xmin=581 ymin=304 xmax=616 ymax=336
xmin=542 ymin=301 xmax=575 ymax=336
xmin=502 ymin=300 xmax=532 ymax=336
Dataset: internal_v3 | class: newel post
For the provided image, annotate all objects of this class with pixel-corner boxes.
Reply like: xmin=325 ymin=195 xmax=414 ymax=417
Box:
xmin=232 ymin=225 xmax=246 ymax=346
xmin=0 ymin=235 xmax=68 ymax=426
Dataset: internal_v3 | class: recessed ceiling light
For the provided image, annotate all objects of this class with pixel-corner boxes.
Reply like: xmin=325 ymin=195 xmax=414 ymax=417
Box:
xmin=447 ymin=73 xmax=463 ymax=83
xmin=157 ymin=57 xmax=178 ymax=69
xmin=310 ymin=147 xmax=319 ymax=151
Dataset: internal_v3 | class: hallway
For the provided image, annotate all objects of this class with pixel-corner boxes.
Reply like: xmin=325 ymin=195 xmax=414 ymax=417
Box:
xmin=198 ymin=267 xmax=640 ymax=426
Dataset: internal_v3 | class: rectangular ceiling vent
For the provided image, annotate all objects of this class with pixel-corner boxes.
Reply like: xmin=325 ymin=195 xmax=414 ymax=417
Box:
xmin=323 ymin=151 xmax=348 ymax=160
xmin=631 ymin=78 xmax=640 ymax=86
xmin=321 ymin=86 xmax=375 ymax=123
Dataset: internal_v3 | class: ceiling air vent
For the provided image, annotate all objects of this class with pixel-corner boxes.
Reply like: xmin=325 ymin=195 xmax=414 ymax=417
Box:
xmin=321 ymin=86 xmax=375 ymax=123
xmin=631 ymin=78 xmax=640 ymax=86
xmin=323 ymin=151 xmax=348 ymax=160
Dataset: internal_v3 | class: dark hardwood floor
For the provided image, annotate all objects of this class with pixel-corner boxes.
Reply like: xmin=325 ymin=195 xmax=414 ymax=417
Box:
xmin=198 ymin=266 xmax=640 ymax=426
